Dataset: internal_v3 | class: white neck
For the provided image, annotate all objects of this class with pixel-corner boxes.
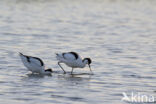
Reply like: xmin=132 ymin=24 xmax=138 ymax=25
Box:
xmin=83 ymin=60 xmax=88 ymax=64
xmin=80 ymin=60 xmax=88 ymax=68
xmin=40 ymin=68 xmax=46 ymax=74
xmin=40 ymin=70 xmax=51 ymax=75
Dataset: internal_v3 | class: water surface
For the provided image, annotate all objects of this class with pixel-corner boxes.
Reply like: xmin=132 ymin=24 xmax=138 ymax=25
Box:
xmin=0 ymin=0 xmax=156 ymax=104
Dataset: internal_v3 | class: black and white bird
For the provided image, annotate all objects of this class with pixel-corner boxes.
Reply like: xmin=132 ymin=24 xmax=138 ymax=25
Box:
xmin=56 ymin=52 xmax=92 ymax=74
xmin=19 ymin=53 xmax=52 ymax=74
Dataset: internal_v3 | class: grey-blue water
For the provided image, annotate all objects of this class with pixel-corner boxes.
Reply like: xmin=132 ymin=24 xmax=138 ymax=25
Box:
xmin=0 ymin=0 xmax=156 ymax=104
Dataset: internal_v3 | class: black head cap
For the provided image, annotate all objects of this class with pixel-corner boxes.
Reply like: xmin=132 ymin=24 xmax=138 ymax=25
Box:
xmin=45 ymin=68 xmax=53 ymax=72
xmin=84 ymin=58 xmax=92 ymax=65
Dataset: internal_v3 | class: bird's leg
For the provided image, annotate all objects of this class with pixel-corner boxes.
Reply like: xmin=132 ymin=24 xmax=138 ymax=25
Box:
xmin=89 ymin=67 xmax=92 ymax=72
xmin=88 ymin=64 xmax=93 ymax=74
xmin=71 ymin=68 xmax=74 ymax=74
xmin=58 ymin=62 xmax=66 ymax=74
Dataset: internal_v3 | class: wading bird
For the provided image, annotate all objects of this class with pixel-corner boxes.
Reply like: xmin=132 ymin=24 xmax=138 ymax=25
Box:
xmin=19 ymin=53 xmax=52 ymax=74
xmin=56 ymin=52 xmax=92 ymax=74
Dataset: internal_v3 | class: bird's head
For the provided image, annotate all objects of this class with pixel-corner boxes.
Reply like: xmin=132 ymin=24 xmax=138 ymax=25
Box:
xmin=83 ymin=58 xmax=92 ymax=72
xmin=83 ymin=58 xmax=92 ymax=64
xmin=45 ymin=68 xmax=53 ymax=73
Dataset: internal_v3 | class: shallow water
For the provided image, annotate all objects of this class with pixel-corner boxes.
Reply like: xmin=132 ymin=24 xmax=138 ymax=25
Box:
xmin=0 ymin=0 xmax=156 ymax=104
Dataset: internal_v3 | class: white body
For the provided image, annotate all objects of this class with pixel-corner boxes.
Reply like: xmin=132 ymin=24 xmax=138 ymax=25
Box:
xmin=56 ymin=53 xmax=87 ymax=68
xmin=19 ymin=53 xmax=51 ymax=74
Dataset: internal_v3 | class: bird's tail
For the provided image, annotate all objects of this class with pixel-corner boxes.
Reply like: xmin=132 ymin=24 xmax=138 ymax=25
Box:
xmin=19 ymin=52 xmax=25 ymax=62
xmin=19 ymin=52 xmax=23 ymax=56
xmin=55 ymin=53 xmax=59 ymax=60
xmin=55 ymin=53 xmax=59 ymax=56
xmin=55 ymin=53 xmax=63 ymax=60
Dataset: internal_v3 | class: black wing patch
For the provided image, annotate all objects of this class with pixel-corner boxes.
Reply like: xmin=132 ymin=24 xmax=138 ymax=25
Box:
xmin=45 ymin=68 xmax=52 ymax=72
xmin=32 ymin=57 xmax=44 ymax=66
xmin=62 ymin=53 xmax=66 ymax=59
xmin=69 ymin=52 xmax=79 ymax=60
xmin=26 ymin=56 xmax=30 ymax=62
xmin=62 ymin=52 xmax=79 ymax=60
xmin=62 ymin=52 xmax=69 ymax=59
xmin=20 ymin=53 xmax=44 ymax=66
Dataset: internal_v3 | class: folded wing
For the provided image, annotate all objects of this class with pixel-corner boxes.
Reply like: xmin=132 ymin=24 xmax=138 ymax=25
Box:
xmin=63 ymin=52 xmax=79 ymax=60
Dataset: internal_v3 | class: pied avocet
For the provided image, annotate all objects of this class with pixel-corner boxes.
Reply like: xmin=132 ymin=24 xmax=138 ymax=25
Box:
xmin=19 ymin=53 xmax=52 ymax=74
xmin=56 ymin=52 xmax=92 ymax=74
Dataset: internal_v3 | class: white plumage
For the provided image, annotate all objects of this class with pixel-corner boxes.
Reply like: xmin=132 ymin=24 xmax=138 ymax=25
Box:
xmin=19 ymin=53 xmax=52 ymax=74
xmin=56 ymin=52 xmax=92 ymax=74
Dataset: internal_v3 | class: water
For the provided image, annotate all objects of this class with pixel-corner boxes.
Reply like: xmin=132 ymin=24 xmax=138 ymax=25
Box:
xmin=0 ymin=0 xmax=156 ymax=104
